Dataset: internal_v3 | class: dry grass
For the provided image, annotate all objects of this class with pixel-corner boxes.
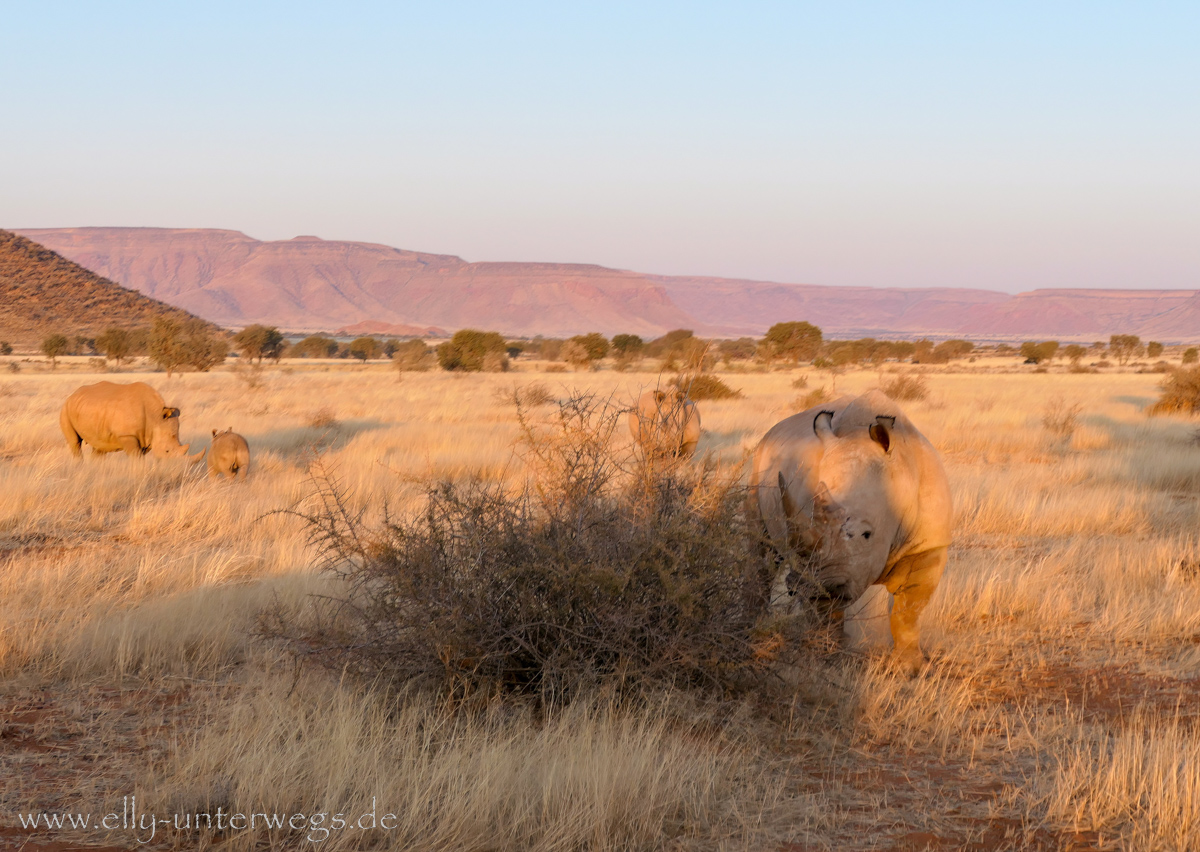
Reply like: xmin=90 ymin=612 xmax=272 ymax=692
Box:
xmin=3 ymin=361 xmax=1200 ymax=849
xmin=150 ymin=674 xmax=770 ymax=851
xmin=879 ymin=372 xmax=929 ymax=401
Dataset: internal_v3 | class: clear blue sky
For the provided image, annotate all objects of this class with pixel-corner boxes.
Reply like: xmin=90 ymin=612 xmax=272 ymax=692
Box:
xmin=2 ymin=2 xmax=1197 ymax=291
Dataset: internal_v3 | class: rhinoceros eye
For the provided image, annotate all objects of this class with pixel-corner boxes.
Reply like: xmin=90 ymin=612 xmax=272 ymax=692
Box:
xmin=862 ymin=531 xmax=872 ymax=539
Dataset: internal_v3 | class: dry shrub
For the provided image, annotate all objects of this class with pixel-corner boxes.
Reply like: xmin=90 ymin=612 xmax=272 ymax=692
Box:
xmin=517 ymin=381 xmax=555 ymax=406
xmin=392 ymin=339 xmax=436 ymax=372
xmin=1149 ymin=366 xmax=1200 ymax=416
xmin=493 ymin=382 xmax=556 ymax=408
xmin=543 ymin=363 xmax=568 ymax=373
xmin=793 ymin=387 xmax=830 ymax=410
xmin=482 ymin=351 xmax=510 ymax=372
xmin=791 ymin=374 xmax=809 ymax=389
xmin=7 ymin=362 xmax=19 ymax=373
xmin=308 ymin=407 xmax=339 ymax=429
xmin=672 ymin=373 xmax=743 ymax=401
xmin=879 ymin=373 xmax=929 ymax=401
xmin=275 ymin=393 xmax=772 ymax=700
xmin=1042 ymin=396 xmax=1082 ymax=438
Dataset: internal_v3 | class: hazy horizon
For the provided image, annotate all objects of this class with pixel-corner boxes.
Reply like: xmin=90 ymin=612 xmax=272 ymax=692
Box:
xmin=3 ymin=2 xmax=1197 ymax=294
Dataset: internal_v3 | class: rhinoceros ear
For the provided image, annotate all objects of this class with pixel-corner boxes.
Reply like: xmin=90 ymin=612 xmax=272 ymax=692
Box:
xmin=212 ymin=429 xmax=218 ymax=437
xmin=653 ymin=390 xmax=667 ymax=404
xmin=813 ymin=410 xmax=835 ymax=443
xmin=162 ymin=407 xmax=180 ymax=420
xmin=869 ymin=415 xmax=896 ymax=453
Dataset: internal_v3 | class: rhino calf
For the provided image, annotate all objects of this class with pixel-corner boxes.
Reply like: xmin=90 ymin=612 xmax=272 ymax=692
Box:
xmin=750 ymin=390 xmax=952 ymax=675
xmin=628 ymin=389 xmax=701 ymax=459
xmin=60 ymin=381 xmax=204 ymax=462
xmin=208 ymin=428 xmax=250 ymax=480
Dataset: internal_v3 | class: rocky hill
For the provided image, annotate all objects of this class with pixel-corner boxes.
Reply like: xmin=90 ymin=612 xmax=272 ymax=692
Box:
xmin=0 ymin=230 xmax=214 ymax=347
xmin=16 ymin=227 xmax=1200 ymax=340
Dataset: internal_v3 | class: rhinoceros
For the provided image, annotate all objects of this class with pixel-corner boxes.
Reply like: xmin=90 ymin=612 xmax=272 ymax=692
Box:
xmin=628 ymin=389 xmax=701 ymax=459
xmin=208 ymin=428 xmax=250 ymax=480
xmin=60 ymin=381 xmax=204 ymax=462
xmin=749 ymin=390 xmax=952 ymax=673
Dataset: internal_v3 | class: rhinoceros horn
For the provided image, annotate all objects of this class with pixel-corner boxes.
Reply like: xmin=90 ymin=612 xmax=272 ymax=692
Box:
xmin=188 ymin=446 xmax=207 ymax=465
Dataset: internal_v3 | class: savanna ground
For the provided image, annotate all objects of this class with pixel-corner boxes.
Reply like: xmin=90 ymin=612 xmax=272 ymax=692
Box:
xmin=2 ymin=356 xmax=1199 ymax=851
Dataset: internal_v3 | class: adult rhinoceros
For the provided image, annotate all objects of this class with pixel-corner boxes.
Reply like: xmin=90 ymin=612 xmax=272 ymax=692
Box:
xmin=628 ymin=389 xmax=701 ymax=459
xmin=60 ymin=381 xmax=205 ymax=462
xmin=750 ymin=390 xmax=951 ymax=673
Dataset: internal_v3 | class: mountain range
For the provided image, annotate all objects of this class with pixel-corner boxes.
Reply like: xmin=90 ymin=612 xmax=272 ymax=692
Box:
xmin=16 ymin=227 xmax=1200 ymax=341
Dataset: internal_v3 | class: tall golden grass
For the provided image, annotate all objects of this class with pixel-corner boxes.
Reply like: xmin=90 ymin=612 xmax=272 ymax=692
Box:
xmin=2 ymin=360 xmax=1199 ymax=849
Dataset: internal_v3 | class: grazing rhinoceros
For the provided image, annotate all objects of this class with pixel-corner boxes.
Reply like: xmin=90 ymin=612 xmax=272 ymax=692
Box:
xmin=628 ymin=389 xmax=701 ymax=459
xmin=60 ymin=381 xmax=205 ymax=462
xmin=208 ymin=428 xmax=249 ymax=480
xmin=749 ymin=390 xmax=951 ymax=674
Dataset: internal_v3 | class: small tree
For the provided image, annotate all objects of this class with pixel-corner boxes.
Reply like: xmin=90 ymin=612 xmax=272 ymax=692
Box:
xmin=42 ymin=334 xmax=68 ymax=368
xmin=96 ymin=327 xmax=132 ymax=365
xmin=181 ymin=321 xmax=228 ymax=372
xmin=437 ymin=330 xmax=509 ymax=372
xmin=232 ymin=324 xmax=285 ymax=363
xmin=561 ymin=340 xmax=591 ymax=370
xmin=0 ymin=341 xmax=11 ymax=356
xmin=717 ymin=337 xmax=757 ymax=365
xmin=290 ymin=335 xmax=339 ymax=358
xmin=1109 ymin=334 xmax=1143 ymax=366
xmin=1147 ymin=341 xmax=1164 ymax=359
xmin=563 ymin=333 xmax=609 ymax=369
xmin=913 ymin=338 xmax=935 ymax=363
xmin=611 ymin=334 xmax=644 ymax=357
xmin=150 ymin=318 xmax=227 ymax=375
xmin=933 ymin=339 xmax=974 ymax=361
xmin=1020 ymin=341 xmax=1059 ymax=364
xmin=1063 ymin=344 xmax=1087 ymax=365
xmin=1184 ymin=348 xmax=1199 ymax=365
xmin=348 ymin=337 xmax=382 ymax=362
xmin=761 ymin=321 xmax=822 ymax=363
xmin=392 ymin=340 xmax=435 ymax=372
xmin=150 ymin=318 xmax=187 ymax=376
xmin=574 ymin=333 xmax=610 ymax=362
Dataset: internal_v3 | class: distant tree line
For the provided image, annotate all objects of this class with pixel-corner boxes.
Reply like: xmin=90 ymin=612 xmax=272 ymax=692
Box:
xmin=31 ymin=319 xmax=1197 ymax=376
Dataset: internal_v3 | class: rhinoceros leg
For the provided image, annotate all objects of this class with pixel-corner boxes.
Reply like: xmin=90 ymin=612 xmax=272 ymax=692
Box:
xmin=117 ymin=436 xmax=143 ymax=458
xmin=883 ymin=546 xmax=947 ymax=675
xmin=60 ymin=414 xmax=83 ymax=459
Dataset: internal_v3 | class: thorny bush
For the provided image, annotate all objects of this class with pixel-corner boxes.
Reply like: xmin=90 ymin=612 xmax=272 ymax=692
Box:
xmin=1150 ymin=366 xmax=1200 ymax=416
xmin=275 ymin=392 xmax=791 ymax=701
